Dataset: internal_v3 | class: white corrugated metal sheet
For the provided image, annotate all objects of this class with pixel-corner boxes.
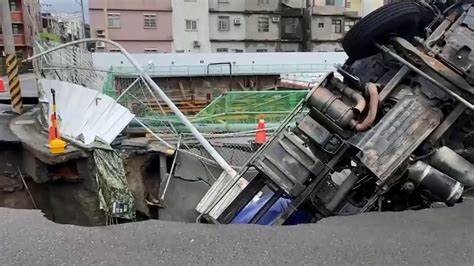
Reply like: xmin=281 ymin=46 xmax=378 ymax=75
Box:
xmin=40 ymin=79 xmax=135 ymax=145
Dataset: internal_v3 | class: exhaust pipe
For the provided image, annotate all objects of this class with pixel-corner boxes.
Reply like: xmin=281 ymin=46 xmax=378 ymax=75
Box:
xmin=431 ymin=147 xmax=474 ymax=187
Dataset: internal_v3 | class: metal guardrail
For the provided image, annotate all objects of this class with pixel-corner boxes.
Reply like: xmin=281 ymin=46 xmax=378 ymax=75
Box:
xmin=111 ymin=63 xmax=335 ymax=77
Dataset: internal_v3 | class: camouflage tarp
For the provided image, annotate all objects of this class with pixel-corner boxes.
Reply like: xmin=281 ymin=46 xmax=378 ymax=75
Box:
xmin=92 ymin=140 xmax=136 ymax=220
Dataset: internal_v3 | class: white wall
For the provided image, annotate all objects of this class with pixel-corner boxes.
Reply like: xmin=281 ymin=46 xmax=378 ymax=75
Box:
xmin=245 ymin=0 xmax=279 ymax=11
xmin=312 ymin=42 xmax=343 ymax=52
xmin=93 ymin=52 xmax=348 ymax=69
xmin=245 ymin=14 xmax=280 ymax=40
xmin=209 ymin=13 xmax=246 ymax=40
xmin=311 ymin=16 xmax=344 ymax=41
xmin=282 ymin=0 xmax=306 ymax=8
xmin=208 ymin=0 xmax=245 ymax=11
xmin=245 ymin=42 xmax=278 ymax=52
xmin=280 ymin=42 xmax=301 ymax=52
xmin=361 ymin=0 xmax=384 ymax=17
xmin=210 ymin=42 xmax=246 ymax=53
xmin=172 ymin=0 xmax=211 ymax=52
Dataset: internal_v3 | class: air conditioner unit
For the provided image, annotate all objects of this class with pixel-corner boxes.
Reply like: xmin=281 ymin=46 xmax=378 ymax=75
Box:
xmin=96 ymin=41 xmax=106 ymax=48
xmin=234 ymin=18 xmax=241 ymax=25
xmin=193 ymin=40 xmax=201 ymax=48
xmin=271 ymin=17 xmax=280 ymax=23
xmin=96 ymin=30 xmax=105 ymax=37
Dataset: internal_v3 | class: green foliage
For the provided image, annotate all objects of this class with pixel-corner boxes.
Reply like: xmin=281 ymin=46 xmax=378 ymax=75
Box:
xmin=39 ymin=32 xmax=61 ymax=43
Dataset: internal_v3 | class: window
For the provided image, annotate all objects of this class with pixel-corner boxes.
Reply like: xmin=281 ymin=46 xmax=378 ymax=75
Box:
xmin=326 ymin=0 xmax=335 ymax=6
xmin=218 ymin=0 xmax=229 ymax=3
xmin=318 ymin=22 xmax=324 ymax=28
xmin=107 ymin=13 xmax=121 ymax=28
xmin=284 ymin=18 xmax=297 ymax=34
xmin=216 ymin=48 xmax=228 ymax=53
xmin=144 ymin=14 xmax=157 ymax=28
xmin=256 ymin=49 xmax=268 ymax=53
xmin=9 ymin=0 xmax=19 ymax=11
xmin=345 ymin=20 xmax=355 ymax=32
xmin=258 ymin=0 xmax=269 ymax=5
xmin=185 ymin=20 xmax=197 ymax=31
xmin=258 ymin=17 xmax=269 ymax=32
xmin=218 ymin=16 xmax=230 ymax=31
xmin=233 ymin=49 xmax=243 ymax=53
xmin=109 ymin=48 xmax=120 ymax=53
xmin=12 ymin=24 xmax=23 ymax=34
xmin=345 ymin=0 xmax=351 ymax=8
xmin=332 ymin=19 xmax=342 ymax=33
xmin=144 ymin=48 xmax=158 ymax=53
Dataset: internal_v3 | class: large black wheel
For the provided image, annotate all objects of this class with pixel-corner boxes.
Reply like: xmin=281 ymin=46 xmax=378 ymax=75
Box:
xmin=342 ymin=2 xmax=423 ymax=60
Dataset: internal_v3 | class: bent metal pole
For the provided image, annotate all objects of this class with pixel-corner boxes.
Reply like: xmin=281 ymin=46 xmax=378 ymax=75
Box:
xmin=25 ymin=38 xmax=238 ymax=178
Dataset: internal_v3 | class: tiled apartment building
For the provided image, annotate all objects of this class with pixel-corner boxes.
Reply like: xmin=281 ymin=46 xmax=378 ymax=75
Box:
xmin=90 ymin=0 xmax=387 ymax=53
xmin=89 ymin=0 xmax=173 ymax=53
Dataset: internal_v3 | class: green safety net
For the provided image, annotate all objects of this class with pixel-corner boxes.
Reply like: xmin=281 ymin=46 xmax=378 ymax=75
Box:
xmin=102 ymin=70 xmax=308 ymax=133
xmin=194 ymin=90 xmax=308 ymax=125
xmin=92 ymin=140 xmax=136 ymax=220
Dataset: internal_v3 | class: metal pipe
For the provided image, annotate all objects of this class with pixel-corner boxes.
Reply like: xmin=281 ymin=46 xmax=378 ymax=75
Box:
xmin=431 ymin=147 xmax=474 ymax=187
xmin=329 ymin=78 xmax=366 ymax=113
xmin=379 ymin=65 xmax=410 ymax=103
xmin=355 ymin=83 xmax=379 ymax=132
xmin=25 ymin=38 xmax=237 ymax=178
xmin=326 ymin=172 xmax=358 ymax=212
xmin=376 ymin=43 xmax=474 ymax=110
xmin=17 ymin=167 xmax=38 ymax=209
xmin=160 ymin=136 xmax=182 ymax=201
xmin=207 ymin=62 xmax=233 ymax=91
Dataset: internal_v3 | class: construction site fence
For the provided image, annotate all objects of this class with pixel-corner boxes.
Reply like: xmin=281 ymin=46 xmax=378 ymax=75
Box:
xmin=109 ymin=63 xmax=335 ymax=77
xmin=33 ymin=41 xmax=309 ymax=170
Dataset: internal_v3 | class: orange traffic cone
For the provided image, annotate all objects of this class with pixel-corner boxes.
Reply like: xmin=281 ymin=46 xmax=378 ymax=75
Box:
xmin=48 ymin=114 xmax=60 ymax=141
xmin=0 ymin=78 xmax=5 ymax=92
xmin=48 ymin=89 xmax=66 ymax=155
xmin=255 ymin=114 xmax=267 ymax=145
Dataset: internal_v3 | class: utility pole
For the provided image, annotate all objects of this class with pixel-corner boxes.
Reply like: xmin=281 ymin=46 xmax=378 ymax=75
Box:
xmin=302 ymin=0 xmax=313 ymax=52
xmin=104 ymin=0 xmax=108 ymax=38
xmin=80 ymin=0 xmax=86 ymax=40
xmin=0 ymin=0 xmax=23 ymax=114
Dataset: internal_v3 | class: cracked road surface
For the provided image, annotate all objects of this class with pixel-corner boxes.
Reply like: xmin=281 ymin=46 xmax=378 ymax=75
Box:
xmin=0 ymin=200 xmax=473 ymax=265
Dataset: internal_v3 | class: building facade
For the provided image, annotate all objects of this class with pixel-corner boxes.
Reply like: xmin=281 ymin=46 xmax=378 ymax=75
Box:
xmin=311 ymin=0 xmax=361 ymax=52
xmin=88 ymin=0 xmax=388 ymax=54
xmin=172 ymin=0 xmax=211 ymax=53
xmin=42 ymin=13 xmax=84 ymax=43
xmin=207 ymin=0 xmax=274 ymax=53
xmin=361 ymin=0 xmax=391 ymax=17
xmin=89 ymin=0 xmax=173 ymax=53
xmin=0 ymin=0 xmax=42 ymax=56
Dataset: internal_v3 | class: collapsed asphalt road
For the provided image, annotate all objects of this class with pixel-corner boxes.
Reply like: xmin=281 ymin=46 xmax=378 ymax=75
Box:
xmin=1 ymin=200 xmax=473 ymax=265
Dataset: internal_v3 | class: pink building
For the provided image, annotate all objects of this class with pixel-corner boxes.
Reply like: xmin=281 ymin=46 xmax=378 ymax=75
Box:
xmin=89 ymin=0 xmax=173 ymax=53
xmin=0 ymin=0 xmax=42 ymax=57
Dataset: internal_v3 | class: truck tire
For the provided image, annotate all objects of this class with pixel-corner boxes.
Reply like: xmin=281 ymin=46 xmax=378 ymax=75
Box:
xmin=342 ymin=2 xmax=423 ymax=60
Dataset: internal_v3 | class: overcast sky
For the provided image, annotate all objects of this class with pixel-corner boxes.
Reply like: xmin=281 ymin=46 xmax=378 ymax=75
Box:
xmin=41 ymin=0 xmax=90 ymax=21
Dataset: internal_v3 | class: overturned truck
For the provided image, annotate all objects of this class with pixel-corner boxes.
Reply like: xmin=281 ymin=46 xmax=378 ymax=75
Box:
xmin=205 ymin=1 xmax=474 ymax=225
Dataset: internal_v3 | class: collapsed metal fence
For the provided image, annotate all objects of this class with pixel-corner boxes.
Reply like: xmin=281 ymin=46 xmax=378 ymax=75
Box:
xmin=102 ymin=72 xmax=308 ymax=167
xmin=34 ymin=41 xmax=310 ymax=171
